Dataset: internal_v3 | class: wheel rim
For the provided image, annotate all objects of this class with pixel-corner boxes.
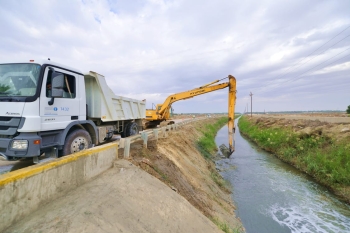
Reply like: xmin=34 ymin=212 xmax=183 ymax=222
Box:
xmin=130 ymin=124 xmax=138 ymax=135
xmin=70 ymin=136 xmax=89 ymax=153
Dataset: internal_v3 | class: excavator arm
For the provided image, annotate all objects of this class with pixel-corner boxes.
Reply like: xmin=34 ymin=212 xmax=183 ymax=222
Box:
xmin=145 ymin=75 xmax=237 ymax=155
xmin=157 ymin=81 xmax=230 ymax=119
xmin=228 ymin=75 xmax=236 ymax=153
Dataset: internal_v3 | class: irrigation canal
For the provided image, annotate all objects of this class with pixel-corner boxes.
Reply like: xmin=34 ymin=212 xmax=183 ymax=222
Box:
xmin=215 ymin=119 xmax=350 ymax=233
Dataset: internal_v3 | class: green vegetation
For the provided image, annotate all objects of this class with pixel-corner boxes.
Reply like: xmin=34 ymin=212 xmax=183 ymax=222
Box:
xmin=194 ymin=117 xmax=244 ymax=232
xmin=195 ymin=117 xmax=230 ymax=189
xmin=347 ymin=105 xmax=350 ymax=114
xmin=211 ymin=217 xmax=244 ymax=233
xmin=210 ymin=171 xmax=226 ymax=188
xmin=153 ymin=165 xmax=169 ymax=181
xmin=196 ymin=117 xmax=230 ymax=159
xmin=238 ymin=116 xmax=350 ymax=197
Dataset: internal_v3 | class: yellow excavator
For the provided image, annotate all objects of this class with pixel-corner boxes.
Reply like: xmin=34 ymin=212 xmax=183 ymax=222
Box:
xmin=145 ymin=75 xmax=237 ymax=155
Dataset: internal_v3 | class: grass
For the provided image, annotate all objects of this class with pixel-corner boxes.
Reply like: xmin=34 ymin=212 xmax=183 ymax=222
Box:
xmin=238 ymin=116 xmax=350 ymax=198
xmin=211 ymin=217 xmax=244 ymax=233
xmin=210 ymin=171 xmax=227 ymax=189
xmin=196 ymin=116 xmax=232 ymax=159
xmin=195 ymin=117 xmax=237 ymax=189
xmin=153 ymin=165 xmax=169 ymax=181
xmin=193 ymin=117 xmax=245 ymax=232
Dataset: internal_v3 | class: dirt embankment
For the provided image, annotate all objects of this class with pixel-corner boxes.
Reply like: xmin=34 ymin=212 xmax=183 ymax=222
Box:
xmin=120 ymin=118 xmax=243 ymax=231
xmin=250 ymin=114 xmax=350 ymax=141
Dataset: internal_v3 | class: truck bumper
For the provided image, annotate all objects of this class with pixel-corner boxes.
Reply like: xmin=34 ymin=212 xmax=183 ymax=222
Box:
xmin=0 ymin=133 xmax=41 ymax=160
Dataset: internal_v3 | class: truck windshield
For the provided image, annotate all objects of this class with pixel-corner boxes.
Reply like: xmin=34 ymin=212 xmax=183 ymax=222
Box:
xmin=0 ymin=63 xmax=41 ymax=97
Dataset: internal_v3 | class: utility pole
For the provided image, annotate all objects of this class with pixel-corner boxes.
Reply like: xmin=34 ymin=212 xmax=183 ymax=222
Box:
xmin=249 ymin=92 xmax=253 ymax=117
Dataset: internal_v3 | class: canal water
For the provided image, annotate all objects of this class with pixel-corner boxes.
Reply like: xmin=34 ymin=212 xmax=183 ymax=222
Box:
xmin=215 ymin=120 xmax=350 ymax=233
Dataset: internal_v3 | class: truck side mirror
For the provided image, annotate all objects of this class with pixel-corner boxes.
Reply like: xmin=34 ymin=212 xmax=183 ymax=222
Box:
xmin=48 ymin=72 xmax=64 ymax=105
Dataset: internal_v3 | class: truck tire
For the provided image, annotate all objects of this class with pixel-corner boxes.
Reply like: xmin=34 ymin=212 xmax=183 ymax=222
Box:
xmin=62 ymin=129 xmax=92 ymax=156
xmin=124 ymin=122 xmax=139 ymax=137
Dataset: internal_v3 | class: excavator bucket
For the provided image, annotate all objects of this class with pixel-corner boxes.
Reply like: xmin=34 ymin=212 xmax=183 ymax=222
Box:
xmin=219 ymin=144 xmax=233 ymax=158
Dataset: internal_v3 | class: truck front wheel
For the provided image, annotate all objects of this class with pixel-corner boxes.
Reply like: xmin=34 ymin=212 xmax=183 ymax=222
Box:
xmin=62 ymin=129 xmax=92 ymax=156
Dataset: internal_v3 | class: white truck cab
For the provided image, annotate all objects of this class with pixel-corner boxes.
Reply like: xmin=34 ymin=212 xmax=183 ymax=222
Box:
xmin=0 ymin=59 xmax=145 ymax=162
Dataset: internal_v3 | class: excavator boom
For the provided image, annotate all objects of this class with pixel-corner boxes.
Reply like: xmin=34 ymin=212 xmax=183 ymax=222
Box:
xmin=145 ymin=75 xmax=237 ymax=156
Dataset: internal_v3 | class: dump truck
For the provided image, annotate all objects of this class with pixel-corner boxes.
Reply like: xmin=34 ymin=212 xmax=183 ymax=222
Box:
xmin=0 ymin=59 xmax=145 ymax=162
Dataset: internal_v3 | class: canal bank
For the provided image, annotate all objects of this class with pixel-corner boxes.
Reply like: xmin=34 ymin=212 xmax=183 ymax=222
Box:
xmin=124 ymin=117 xmax=243 ymax=232
xmin=215 ymin=119 xmax=350 ymax=233
xmin=238 ymin=115 xmax=350 ymax=203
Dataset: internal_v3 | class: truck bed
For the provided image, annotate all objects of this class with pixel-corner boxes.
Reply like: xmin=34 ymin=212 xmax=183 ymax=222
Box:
xmin=84 ymin=71 xmax=145 ymax=121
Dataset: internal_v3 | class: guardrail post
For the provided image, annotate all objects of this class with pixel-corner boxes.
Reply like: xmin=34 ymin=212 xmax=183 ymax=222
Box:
xmin=141 ymin=132 xmax=148 ymax=148
xmin=153 ymin=129 xmax=159 ymax=141
xmin=161 ymin=127 xmax=167 ymax=138
xmin=119 ymin=138 xmax=125 ymax=149
xmin=123 ymin=138 xmax=131 ymax=158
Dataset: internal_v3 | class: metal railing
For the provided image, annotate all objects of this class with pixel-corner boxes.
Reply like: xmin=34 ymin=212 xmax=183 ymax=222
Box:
xmin=119 ymin=118 xmax=202 ymax=158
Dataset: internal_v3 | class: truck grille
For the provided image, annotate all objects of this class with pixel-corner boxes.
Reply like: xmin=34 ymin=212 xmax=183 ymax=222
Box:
xmin=0 ymin=117 xmax=21 ymax=136
xmin=0 ymin=117 xmax=12 ymax=121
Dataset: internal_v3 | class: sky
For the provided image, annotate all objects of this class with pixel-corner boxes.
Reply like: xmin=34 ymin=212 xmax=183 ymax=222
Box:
xmin=0 ymin=0 xmax=349 ymax=113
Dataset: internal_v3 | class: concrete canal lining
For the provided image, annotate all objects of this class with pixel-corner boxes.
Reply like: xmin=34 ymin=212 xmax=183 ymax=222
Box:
xmin=0 ymin=142 xmax=118 ymax=232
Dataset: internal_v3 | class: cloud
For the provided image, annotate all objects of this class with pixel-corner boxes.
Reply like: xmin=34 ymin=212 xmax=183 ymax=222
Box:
xmin=0 ymin=0 xmax=349 ymax=113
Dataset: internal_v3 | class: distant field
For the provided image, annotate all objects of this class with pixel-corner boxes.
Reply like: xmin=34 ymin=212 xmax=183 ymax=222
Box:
xmin=251 ymin=113 xmax=350 ymax=124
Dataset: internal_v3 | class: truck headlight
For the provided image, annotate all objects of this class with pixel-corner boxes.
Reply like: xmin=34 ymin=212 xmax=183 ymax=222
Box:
xmin=11 ymin=140 xmax=28 ymax=150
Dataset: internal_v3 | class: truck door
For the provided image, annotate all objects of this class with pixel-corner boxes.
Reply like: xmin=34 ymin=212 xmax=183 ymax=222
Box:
xmin=40 ymin=66 xmax=80 ymax=131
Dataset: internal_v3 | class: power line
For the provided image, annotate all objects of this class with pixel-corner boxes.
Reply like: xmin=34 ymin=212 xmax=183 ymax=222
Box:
xmin=254 ymin=25 xmax=350 ymax=93
xmin=290 ymin=48 xmax=350 ymax=81
xmin=290 ymin=51 xmax=350 ymax=83
xmin=257 ymin=48 xmax=350 ymax=93
xmin=291 ymin=34 xmax=350 ymax=71
xmin=270 ymin=25 xmax=350 ymax=82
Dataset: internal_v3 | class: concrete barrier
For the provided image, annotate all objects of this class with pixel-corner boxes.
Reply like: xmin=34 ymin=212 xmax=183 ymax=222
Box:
xmin=0 ymin=142 xmax=118 ymax=232
xmin=0 ymin=117 xmax=205 ymax=232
